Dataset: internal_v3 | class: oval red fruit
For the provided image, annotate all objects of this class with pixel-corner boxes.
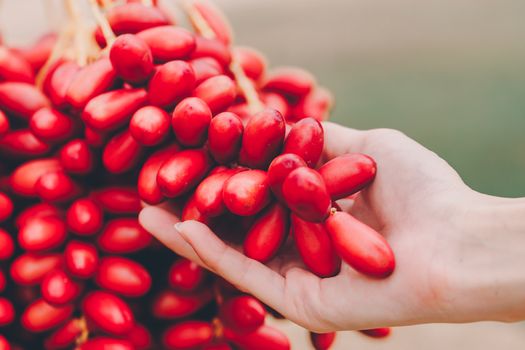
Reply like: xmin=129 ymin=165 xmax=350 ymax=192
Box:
xmin=29 ymin=107 xmax=75 ymax=142
xmin=41 ymin=269 xmax=81 ymax=306
xmin=138 ymin=144 xmax=179 ymax=204
xmin=10 ymin=159 xmax=62 ymax=196
xmin=359 ymin=327 xmax=392 ymax=338
xmin=64 ymin=241 xmax=99 ymax=279
xmin=0 ymin=192 xmax=13 ymax=222
xmin=137 ymin=26 xmax=196 ymax=62
xmin=224 ymin=325 xmax=290 ymax=350
xmin=110 ymin=34 xmax=154 ymax=84
xmin=98 ymin=218 xmax=152 ymax=254
xmin=35 ymin=170 xmax=81 ymax=202
xmin=78 ymin=338 xmax=134 ymax=350
xmin=193 ymin=75 xmax=236 ymax=114
xmin=152 ymin=290 xmax=212 ymax=319
xmin=310 ymin=332 xmax=336 ymax=350
xmin=10 ymin=253 xmax=62 ymax=286
xmin=207 ymin=112 xmax=243 ymax=164
xmin=148 ymin=60 xmax=195 ymax=108
xmin=130 ymin=106 xmax=171 ymax=146
xmin=194 ymin=168 xmax=239 ymax=217
xmin=95 ymin=256 xmax=152 ymax=297
xmin=171 ymin=97 xmax=212 ymax=147
xmin=0 ymin=298 xmax=15 ymax=326
xmin=283 ymin=118 xmax=324 ymax=167
xmin=103 ymin=130 xmax=143 ymax=174
xmin=0 ymin=229 xmax=14 ymax=260
xmin=18 ymin=216 xmax=67 ymax=252
xmin=163 ymin=321 xmax=213 ymax=350
xmin=21 ymin=299 xmax=73 ymax=332
xmin=82 ymin=291 xmax=134 ymax=336
xmin=168 ymin=259 xmax=206 ymax=292
xmin=267 ymin=153 xmax=307 ymax=200
xmin=263 ymin=67 xmax=315 ymax=98
xmin=59 ymin=139 xmax=94 ymax=174
xmin=0 ymin=82 xmax=49 ymax=119
xmin=223 ymin=170 xmax=271 ymax=216
xmin=44 ymin=318 xmax=82 ymax=350
xmin=219 ymin=296 xmax=266 ymax=333
xmin=92 ymin=187 xmax=141 ymax=214
xmin=67 ymin=198 xmax=103 ymax=236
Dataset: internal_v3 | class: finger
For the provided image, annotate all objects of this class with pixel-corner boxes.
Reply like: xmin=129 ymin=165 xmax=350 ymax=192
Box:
xmin=175 ymin=220 xmax=288 ymax=313
xmin=138 ymin=206 xmax=204 ymax=265
xmin=321 ymin=122 xmax=367 ymax=161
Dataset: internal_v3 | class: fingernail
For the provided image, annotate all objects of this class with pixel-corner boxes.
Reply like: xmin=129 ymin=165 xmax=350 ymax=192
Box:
xmin=174 ymin=222 xmax=183 ymax=232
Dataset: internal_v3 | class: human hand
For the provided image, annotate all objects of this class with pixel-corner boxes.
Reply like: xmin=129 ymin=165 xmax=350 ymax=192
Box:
xmin=139 ymin=123 xmax=525 ymax=332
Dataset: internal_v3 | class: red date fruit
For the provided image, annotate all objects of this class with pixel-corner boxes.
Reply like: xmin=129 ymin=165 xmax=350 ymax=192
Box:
xmin=310 ymin=332 xmax=336 ymax=350
xmin=83 ymin=88 xmax=148 ymax=131
xmin=282 ymin=167 xmax=331 ymax=222
xmin=244 ymin=203 xmax=289 ymax=262
xmin=168 ymin=259 xmax=206 ymax=292
xmin=172 ymin=97 xmax=212 ymax=147
xmin=0 ymin=298 xmax=15 ymax=326
xmin=224 ymin=325 xmax=290 ymax=350
xmin=202 ymin=343 xmax=232 ymax=350
xmin=10 ymin=159 xmax=62 ymax=196
xmin=29 ymin=108 xmax=75 ymax=142
xmin=181 ymin=193 xmax=211 ymax=225
xmin=208 ymin=112 xmax=243 ymax=164
xmin=0 ymin=82 xmax=49 ymax=119
xmin=239 ymin=109 xmax=285 ymax=169
xmin=0 ymin=336 xmax=10 ymax=350
xmin=138 ymin=144 xmax=179 ymax=204
xmin=78 ymin=338 xmax=134 ymax=350
xmin=263 ymin=67 xmax=315 ymax=98
xmin=95 ymin=257 xmax=152 ymax=297
xmin=44 ymin=319 xmax=82 ymax=350
xmin=35 ymin=170 xmax=81 ymax=203
xmin=223 ymin=170 xmax=271 ymax=216
xmin=318 ymin=154 xmax=376 ymax=200
xmin=0 ymin=110 xmax=9 ymax=136
xmin=219 ymin=296 xmax=266 ymax=333
xmin=92 ymin=187 xmax=141 ymax=214
xmin=157 ymin=149 xmax=212 ymax=197
xmin=0 ymin=47 xmax=34 ymax=83
xmin=130 ymin=106 xmax=171 ymax=146
xmin=41 ymin=269 xmax=81 ymax=306
xmin=194 ymin=168 xmax=239 ymax=217
xmin=0 ymin=229 xmax=14 ymax=260
xmin=148 ymin=60 xmax=195 ymax=108
xmin=233 ymin=46 xmax=266 ymax=81
xmin=45 ymin=61 xmax=79 ymax=109
xmin=82 ymin=291 xmax=134 ymax=336
xmin=18 ymin=216 xmax=67 ymax=252
xmin=137 ymin=26 xmax=196 ymax=62
xmin=292 ymin=87 xmax=333 ymax=122
xmin=193 ymin=1 xmax=232 ymax=45
xmin=21 ymin=299 xmax=73 ymax=333
xmin=152 ymin=289 xmax=212 ymax=319
xmin=0 ymin=129 xmax=50 ymax=158
xmin=267 ymin=153 xmax=307 ymax=200
xmin=190 ymin=36 xmax=231 ymax=67
xmin=10 ymin=253 xmax=62 ymax=286
xmin=193 ymin=75 xmax=236 ymax=114
xmin=325 ymin=211 xmax=395 ymax=277
xmin=283 ymin=118 xmax=324 ymax=167
xmin=106 ymin=2 xmax=169 ymax=35
xmin=58 ymin=139 xmax=94 ymax=174
xmin=0 ymin=192 xmax=13 ymax=222
xmin=127 ymin=323 xmax=153 ymax=350
xmin=66 ymin=58 xmax=117 ymax=109
xmin=190 ymin=57 xmax=224 ymax=85
xmin=110 ymin=34 xmax=154 ymax=84
xmin=64 ymin=241 xmax=99 ymax=279
xmin=67 ymin=198 xmax=103 ymax=236
xmin=291 ymin=214 xmax=341 ymax=277
xmin=261 ymin=92 xmax=290 ymax=120
xmin=98 ymin=218 xmax=152 ymax=254
xmin=359 ymin=327 xmax=392 ymax=338
xmin=103 ymin=130 xmax=143 ymax=174
xmin=163 ymin=321 xmax=213 ymax=350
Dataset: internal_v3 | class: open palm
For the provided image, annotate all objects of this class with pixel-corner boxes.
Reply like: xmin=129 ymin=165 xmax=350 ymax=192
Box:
xmin=139 ymin=122 xmax=476 ymax=332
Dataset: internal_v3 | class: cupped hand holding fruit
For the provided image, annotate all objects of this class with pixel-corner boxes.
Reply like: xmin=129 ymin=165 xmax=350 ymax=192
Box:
xmin=141 ymin=122 xmax=525 ymax=332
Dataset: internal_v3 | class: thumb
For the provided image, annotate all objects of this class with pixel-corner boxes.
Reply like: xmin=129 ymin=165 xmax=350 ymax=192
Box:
xmin=321 ymin=122 xmax=367 ymax=161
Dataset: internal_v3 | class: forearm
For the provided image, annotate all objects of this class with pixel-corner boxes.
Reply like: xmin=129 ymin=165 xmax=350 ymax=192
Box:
xmin=448 ymin=193 xmax=525 ymax=323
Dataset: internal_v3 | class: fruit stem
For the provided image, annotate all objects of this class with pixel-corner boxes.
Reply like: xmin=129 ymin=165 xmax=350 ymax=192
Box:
xmin=65 ymin=0 xmax=88 ymax=66
xmin=212 ymin=317 xmax=224 ymax=339
xmin=35 ymin=23 xmax=74 ymax=88
xmin=88 ymin=0 xmax=116 ymax=48
xmin=330 ymin=207 xmax=337 ymax=215
xmin=180 ymin=0 xmax=264 ymax=114
xmin=74 ymin=316 xmax=89 ymax=348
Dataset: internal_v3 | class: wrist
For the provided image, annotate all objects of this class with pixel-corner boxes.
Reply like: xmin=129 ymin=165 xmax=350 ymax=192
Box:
xmin=445 ymin=192 xmax=525 ymax=323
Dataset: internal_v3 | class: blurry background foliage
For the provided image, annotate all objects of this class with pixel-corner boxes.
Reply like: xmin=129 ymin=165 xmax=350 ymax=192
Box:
xmin=3 ymin=0 xmax=525 ymax=197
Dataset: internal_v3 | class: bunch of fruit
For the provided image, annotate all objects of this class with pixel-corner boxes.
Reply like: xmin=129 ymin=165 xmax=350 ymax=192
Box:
xmin=0 ymin=0 xmax=395 ymax=349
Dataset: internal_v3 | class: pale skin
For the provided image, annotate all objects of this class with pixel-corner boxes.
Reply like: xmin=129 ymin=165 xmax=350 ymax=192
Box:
xmin=139 ymin=122 xmax=525 ymax=333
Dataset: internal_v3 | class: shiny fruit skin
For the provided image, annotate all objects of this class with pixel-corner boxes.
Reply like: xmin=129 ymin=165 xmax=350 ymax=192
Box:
xmin=168 ymin=259 xmax=206 ymax=292
xmin=244 ymin=203 xmax=289 ymax=263
xmin=157 ymin=149 xmax=213 ymax=198
xmin=359 ymin=327 xmax=392 ymax=338
xmin=223 ymin=170 xmax=271 ymax=216
xmin=190 ymin=36 xmax=231 ymax=67
xmin=35 ymin=170 xmax=81 ymax=203
xmin=148 ymin=60 xmax=195 ymax=108
xmin=58 ymin=139 xmax=94 ymax=174
xmin=219 ymin=296 xmax=266 ymax=333
xmin=105 ymin=2 xmax=169 ymax=35
xmin=163 ymin=321 xmax=213 ymax=350
xmin=98 ymin=218 xmax=152 ymax=254
xmin=0 ymin=192 xmax=13 ymax=223
xmin=91 ymin=187 xmax=141 ymax=214
xmin=0 ymin=82 xmax=49 ymax=119
xmin=325 ymin=211 xmax=395 ymax=278
xmin=151 ymin=289 xmax=212 ymax=320
xmin=130 ymin=105 xmax=171 ymax=146
xmin=194 ymin=168 xmax=240 ymax=217
xmin=310 ymin=332 xmax=336 ymax=350
xmin=0 ymin=229 xmax=14 ymax=260
xmin=0 ymin=129 xmax=50 ymax=158
xmin=0 ymin=297 xmax=15 ymax=326
xmin=239 ymin=109 xmax=285 ymax=169
xmin=29 ymin=107 xmax=75 ymax=142
xmin=291 ymin=214 xmax=341 ymax=277
xmin=110 ymin=34 xmax=154 ymax=84
xmin=281 ymin=167 xmax=331 ymax=222
xmin=207 ymin=112 xmax=243 ymax=164
xmin=263 ymin=67 xmax=315 ymax=98
xmin=82 ymin=291 xmax=135 ymax=336
xmin=18 ymin=216 xmax=67 ymax=252
xmin=10 ymin=253 xmax=62 ymax=286
xmin=171 ymin=97 xmax=212 ymax=147
xmin=292 ymin=86 xmax=333 ymax=122
xmin=64 ymin=241 xmax=99 ymax=279
xmin=95 ymin=256 xmax=152 ymax=297
xmin=9 ymin=158 xmax=61 ymax=196
xmin=193 ymin=75 xmax=236 ymax=114
xmin=283 ymin=117 xmax=324 ymax=167
xmin=41 ymin=269 xmax=81 ymax=306
xmin=77 ymin=338 xmax=135 ymax=350
xmin=66 ymin=198 xmax=104 ymax=236
xmin=267 ymin=153 xmax=307 ymax=200
xmin=190 ymin=57 xmax=224 ymax=85
xmin=44 ymin=318 xmax=82 ymax=350
xmin=21 ymin=299 xmax=73 ymax=333
xmin=45 ymin=60 xmax=79 ymax=109
xmin=318 ymin=153 xmax=377 ymax=200
xmin=138 ymin=144 xmax=179 ymax=204
xmin=103 ymin=130 xmax=143 ymax=174
xmin=0 ymin=46 xmax=34 ymax=83
xmin=137 ymin=26 xmax=196 ymax=63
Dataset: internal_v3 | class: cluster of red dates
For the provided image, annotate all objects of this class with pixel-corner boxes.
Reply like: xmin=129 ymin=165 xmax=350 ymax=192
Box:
xmin=0 ymin=0 xmax=394 ymax=349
